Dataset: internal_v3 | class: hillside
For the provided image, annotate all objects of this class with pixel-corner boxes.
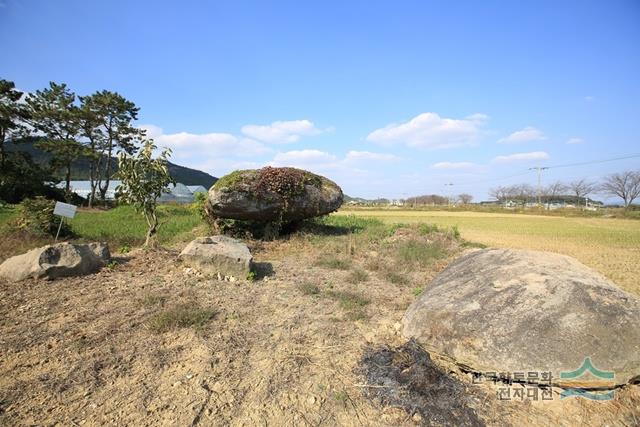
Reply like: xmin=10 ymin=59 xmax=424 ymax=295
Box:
xmin=6 ymin=139 xmax=218 ymax=189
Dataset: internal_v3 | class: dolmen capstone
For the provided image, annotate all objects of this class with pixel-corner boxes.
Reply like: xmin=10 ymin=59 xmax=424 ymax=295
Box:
xmin=0 ymin=242 xmax=111 ymax=282
xmin=205 ymin=166 xmax=343 ymax=222
xmin=179 ymin=236 xmax=253 ymax=279
xmin=402 ymin=248 xmax=640 ymax=387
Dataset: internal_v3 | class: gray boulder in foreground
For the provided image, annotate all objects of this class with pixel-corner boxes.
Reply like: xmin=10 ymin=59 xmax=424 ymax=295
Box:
xmin=179 ymin=236 xmax=253 ymax=279
xmin=402 ymin=248 xmax=640 ymax=386
xmin=0 ymin=242 xmax=111 ymax=282
xmin=206 ymin=167 xmax=343 ymax=222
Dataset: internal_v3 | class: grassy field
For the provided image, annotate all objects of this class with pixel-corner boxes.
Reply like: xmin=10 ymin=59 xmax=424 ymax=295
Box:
xmin=0 ymin=204 xmax=206 ymax=259
xmin=336 ymin=209 xmax=640 ymax=295
xmin=70 ymin=204 xmax=204 ymax=248
xmin=2 ymin=203 xmax=639 ymax=294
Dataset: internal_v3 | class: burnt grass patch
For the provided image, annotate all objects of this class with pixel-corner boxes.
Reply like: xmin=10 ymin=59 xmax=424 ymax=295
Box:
xmin=357 ymin=339 xmax=485 ymax=426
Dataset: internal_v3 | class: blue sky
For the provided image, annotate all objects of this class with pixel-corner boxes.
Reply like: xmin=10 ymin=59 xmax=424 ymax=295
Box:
xmin=1 ymin=0 xmax=639 ymax=200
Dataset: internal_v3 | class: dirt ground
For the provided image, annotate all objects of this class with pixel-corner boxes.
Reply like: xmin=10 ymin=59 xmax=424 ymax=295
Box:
xmin=0 ymin=228 xmax=639 ymax=426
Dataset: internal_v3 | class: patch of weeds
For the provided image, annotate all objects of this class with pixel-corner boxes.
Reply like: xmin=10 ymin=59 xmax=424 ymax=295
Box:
xmin=328 ymin=290 xmax=370 ymax=310
xmin=346 ymin=309 xmax=368 ymax=321
xmin=106 ymin=260 xmax=119 ymax=270
xmin=148 ymin=303 xmax=215 ymax=333
xmin=412 ymin=287 xmax=424 ymax=296
xmin=315 ymin=215 xmax=385 ymax=233
xmin=246 ymin=271 xmax=257 ymax=281
xmin=397 ymin=240 xmax=447 ymax=267
xmin=315 ymin=256 xmax=352 ymax=270
xmin=298 ymin=282 xmax=321 ymax=296
xmin=140 ymin=293 xmax=167 ymax=307
xmin=346 ymin=268 xmax=369 ymax=284
xmin=418 ymin=223 xmax=440 ymax=235
xmin=362 ymin=222 xmax=406 ymax=243
xmin=363 ymin=259 xmax=381 ymax=271
xmin=119 ymin=244 xmax=131 ymax=254
xmin=448 ymin=225 xmax=461 ymax=240
xmin=334 ymin=390 xmax=349 ymax=402
xmin=384 ymin=270 xmax=409 ymax=285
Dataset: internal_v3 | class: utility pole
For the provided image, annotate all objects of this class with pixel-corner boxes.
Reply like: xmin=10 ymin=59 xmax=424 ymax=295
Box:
xmin=528 ymin=166 xmax=548 ymax=207
xmin=445 ymin=183 xmax=454 ymax=206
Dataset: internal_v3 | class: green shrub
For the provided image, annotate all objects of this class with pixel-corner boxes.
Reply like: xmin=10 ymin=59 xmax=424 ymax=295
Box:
xmin=449 ymin=225 xmax=461 ymax=240
xmin=418 ymin=223 xmax=440 ymax=235
xmin=191 ymin=191 xmax=208 ymax=221
xmin=16 ymin=197 xmax=72 ymax=237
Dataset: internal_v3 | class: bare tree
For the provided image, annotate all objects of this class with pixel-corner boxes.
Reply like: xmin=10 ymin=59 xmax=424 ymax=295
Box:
xmin=507 ymin=184 xmax=535 ymax=207
xmin=489 ymin=186 xmax=508 ymax=204
xmin=568 ymin=178 xmax=596 ymax=208
xmin=543 ymin=181 xmax=567 ymax=209
xmin=458 ymin=193 xmax=473 ymax=204
xmin=600 ymin=171 xmax=640 ymax=209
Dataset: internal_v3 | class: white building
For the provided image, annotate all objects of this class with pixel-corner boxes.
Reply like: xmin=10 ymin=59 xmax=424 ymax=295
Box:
xmin=58 ymin=180 xmax=203 ymax=204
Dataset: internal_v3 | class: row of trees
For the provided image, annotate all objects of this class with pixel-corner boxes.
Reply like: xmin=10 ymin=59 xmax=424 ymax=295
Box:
xmin=2 ymin=78 xmax=176 ymax=245
xmin=489 ymin=172 xmax=640 ymax=209
xmin=1 ymin=79 xmax=145 ymax=205
xmin=405 ymin=194 xmax=450 ymax=206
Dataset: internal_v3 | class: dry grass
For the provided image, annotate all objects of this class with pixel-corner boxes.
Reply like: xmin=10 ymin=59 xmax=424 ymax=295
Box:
xmin=1 ymin=220 xmax=639 ymax=426
xmin=147 ymin=304 xmax=216 ymax=333
xmin=337 ymin=209 xmax=640 ymax=295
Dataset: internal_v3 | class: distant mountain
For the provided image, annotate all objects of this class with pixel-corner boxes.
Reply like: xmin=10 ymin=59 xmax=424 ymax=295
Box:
xmin=7 ymin=138 xmax=218 ymax=189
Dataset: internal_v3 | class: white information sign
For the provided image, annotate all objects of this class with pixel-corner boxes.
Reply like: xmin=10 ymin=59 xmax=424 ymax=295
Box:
xmin=53 ymin=202 xmax=77 ymax=219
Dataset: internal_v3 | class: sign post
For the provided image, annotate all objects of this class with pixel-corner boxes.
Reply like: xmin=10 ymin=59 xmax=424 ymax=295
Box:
xmin=53 ymin=202 xmax=77 ymax=242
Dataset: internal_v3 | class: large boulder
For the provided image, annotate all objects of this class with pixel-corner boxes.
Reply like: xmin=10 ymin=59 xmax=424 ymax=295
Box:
xmin=179 ymin=236 xmax=253 ymax=279
xmin=206 ymin=167 xmax=343 ymax=222
xmin=402 ymin=248 xmax=640 ymax=386
xmin=0 ymin=242 xmax=111 ymax=282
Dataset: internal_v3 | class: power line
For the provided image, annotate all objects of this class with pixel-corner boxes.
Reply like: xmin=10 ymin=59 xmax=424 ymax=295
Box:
xmin=448 ymin=153 xmax=640 ymax=187
xmin=448 ymin=170 xmax=533 ymax=187
xmin=544 ymin=153 xmax=640 ymax=170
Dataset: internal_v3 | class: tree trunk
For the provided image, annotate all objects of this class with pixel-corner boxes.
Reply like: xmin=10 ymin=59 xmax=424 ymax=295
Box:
xmin=144 ymin=210 xmax=159 ymax=247
xmin=99 ymin=119 xmax=115 ymax=202
xmin=88 ymin=161 xmax=95 ymax=208
xmin=0 ymin=131 xmax=5 ymax=169
xmin=65 ymin=163 xmax=72 ymax=201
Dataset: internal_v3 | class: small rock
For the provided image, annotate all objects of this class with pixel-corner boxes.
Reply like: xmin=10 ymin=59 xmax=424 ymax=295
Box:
xmin=179 ymin=236 xmax=253 ymax=278
xmin=0 ymin=242 xmax=110 ymax=282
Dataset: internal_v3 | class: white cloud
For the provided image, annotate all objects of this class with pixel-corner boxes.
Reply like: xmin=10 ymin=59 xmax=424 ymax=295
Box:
xmin=431 ymin=161 xmax=478 ymax=170
xmin=139 ymin=124 xmax=271 ymax=159
xmin=344 ymin=150 xmax=399 ymax=162
xmin=241 ymin=119 xmax=326 ymax=143
xmin=498 ymin=126 xmax=546 ymax=144
xmin=271 ymin=149 xmax=337 ymax=165
xmin=567 ymin=137 xmax=584 ymax=145
xmin=366 ymin=112 xmax=488 ymax=149
xmin=492 ymin=151 xmax=549 ymax=164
